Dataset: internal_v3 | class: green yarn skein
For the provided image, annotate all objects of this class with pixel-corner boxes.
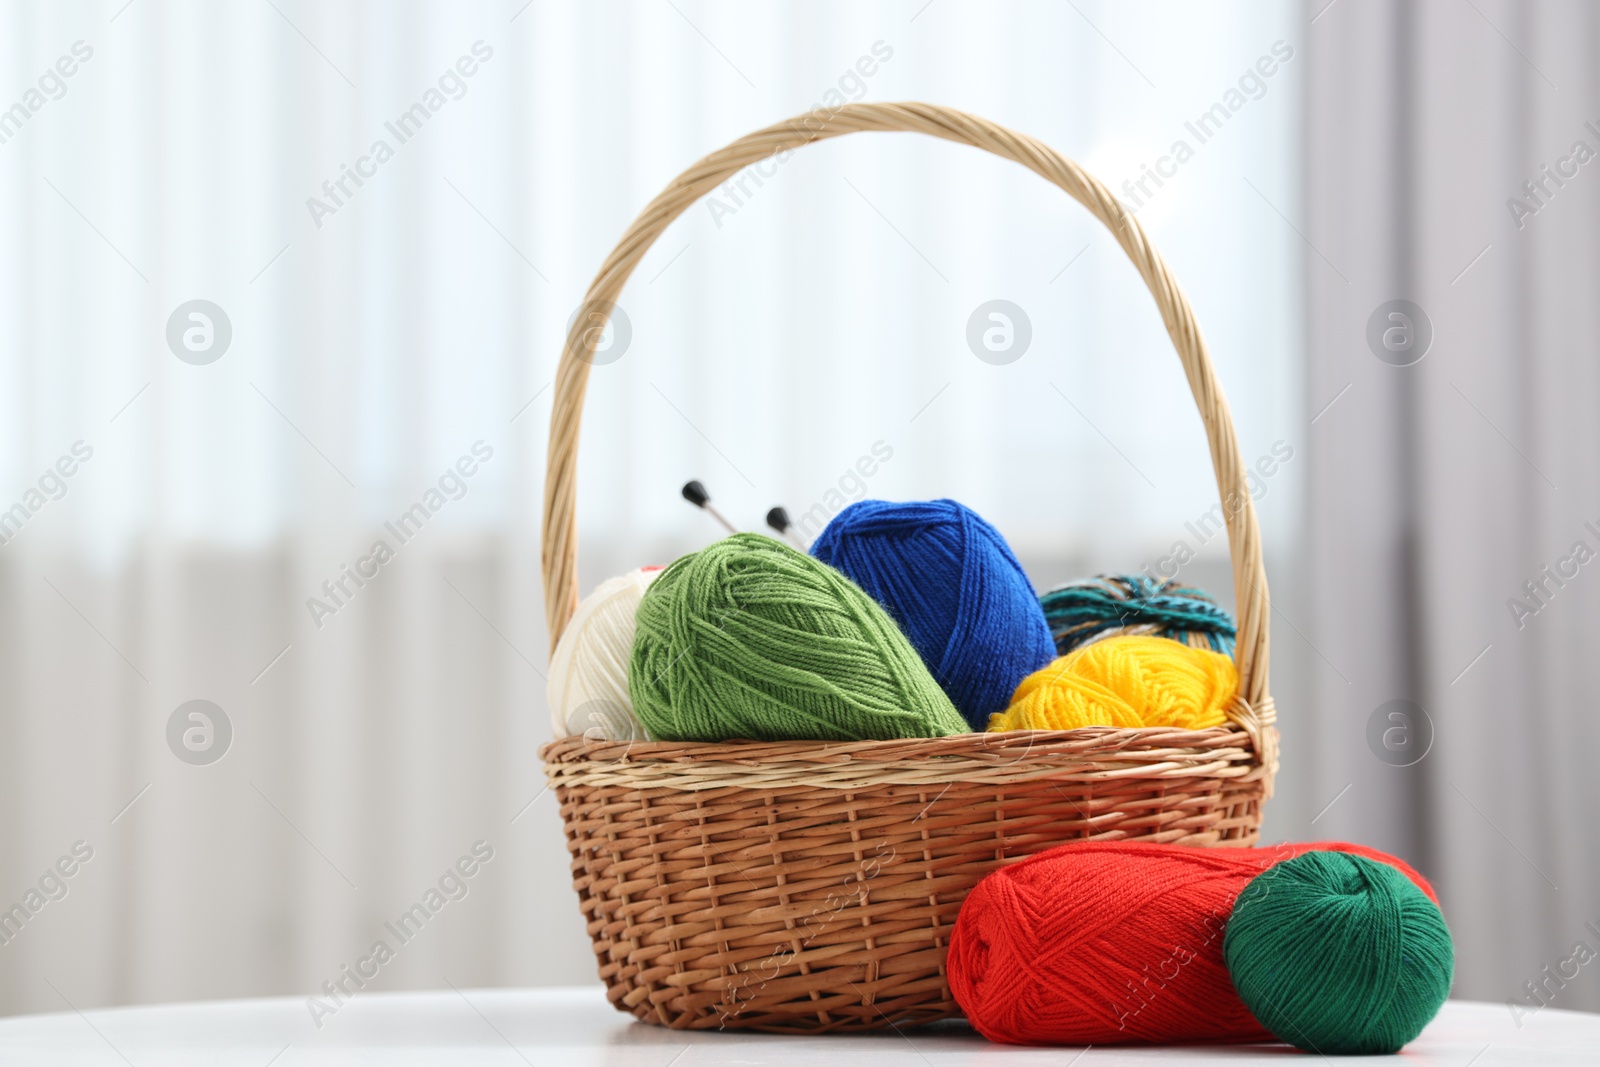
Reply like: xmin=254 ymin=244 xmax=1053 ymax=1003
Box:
xmin=629 ymin=533 xmax=969 ymax=742
xmin=1224 ymin=851 xmax=1454 ymax=1055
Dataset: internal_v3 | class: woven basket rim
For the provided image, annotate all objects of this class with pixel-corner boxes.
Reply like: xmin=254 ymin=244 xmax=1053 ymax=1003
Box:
xmin=543 ymin=724 xmax=1257 ymax=765
xmin=540 ymin=720 xmax=1278 ymax=793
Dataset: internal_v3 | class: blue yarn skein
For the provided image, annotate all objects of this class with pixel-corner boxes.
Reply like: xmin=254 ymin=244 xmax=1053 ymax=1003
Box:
xmin=810 ymin=499 xmax=1055 ymax=731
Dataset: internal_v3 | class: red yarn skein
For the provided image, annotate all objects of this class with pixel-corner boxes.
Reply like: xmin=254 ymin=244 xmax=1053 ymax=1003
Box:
xmin=947 ymin=841 xmax=1436 ymax=1046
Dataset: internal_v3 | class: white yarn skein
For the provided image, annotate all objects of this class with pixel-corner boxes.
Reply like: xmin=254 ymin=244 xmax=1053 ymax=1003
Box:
xmin=547 ymin=567 xmax=660 ymax=741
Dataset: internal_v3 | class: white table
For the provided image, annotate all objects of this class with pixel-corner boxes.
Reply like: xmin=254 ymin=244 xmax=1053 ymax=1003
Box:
xmin=0 ymin=987 xmax=1590 ymax=1064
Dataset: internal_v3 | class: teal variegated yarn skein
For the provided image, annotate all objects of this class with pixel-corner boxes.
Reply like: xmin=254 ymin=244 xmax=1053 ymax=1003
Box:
xmin=1040 ymin=574 xmax=1236 ymax=656
xmin=629 ymin=533 xmax=968 ymax=742
xmin=1224 ymin=851 xmax=1454 ymax=1055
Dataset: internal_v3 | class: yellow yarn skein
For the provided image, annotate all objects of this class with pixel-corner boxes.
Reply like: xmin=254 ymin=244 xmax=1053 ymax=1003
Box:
xmin=986 ymin=634 xmax=1238 ymax=732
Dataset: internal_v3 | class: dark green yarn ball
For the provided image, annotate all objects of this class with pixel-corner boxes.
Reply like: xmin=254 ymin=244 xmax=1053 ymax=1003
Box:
xmin=629 ymin=533 xmax=968 ymax=742
xmin=1224 ymin=851 xmax=1453 ymax=1055
xmin=1039 ymin=574 xmax=1236 ymax=657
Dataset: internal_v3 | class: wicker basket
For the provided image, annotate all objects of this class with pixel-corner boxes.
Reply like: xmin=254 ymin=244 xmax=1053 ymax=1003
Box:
xmin=538 ymin=102 xmax=1279 ymax=1033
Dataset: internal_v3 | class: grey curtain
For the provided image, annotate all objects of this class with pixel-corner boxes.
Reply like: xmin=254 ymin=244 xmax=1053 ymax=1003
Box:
xmin=1301 ymin=0 xmax=1599 ymax=1012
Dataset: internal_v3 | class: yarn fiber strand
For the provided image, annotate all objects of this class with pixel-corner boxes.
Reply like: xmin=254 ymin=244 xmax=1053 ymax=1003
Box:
xmin=1040 ymin=573 xmax=1237 ymax=655
xmin=630 ymin=533 xmax=968 ymax=742
xmin=946 ymin=840 xmax=1440 ymax=1046
xmin=547 ymin=566 xmax=660 ymax=740
xmin=1224 ymin=851 xmax=1453 ymax=1055
xmin=810 ymin=499 xmax=1055 ymax=730
xmin=988 ymin=635 xmax=1238 ymax=732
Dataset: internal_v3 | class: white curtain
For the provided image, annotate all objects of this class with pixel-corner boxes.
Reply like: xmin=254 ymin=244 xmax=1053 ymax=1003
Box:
xmin=0 ymin=0 xmax=1300 ymax=1015
xmin=1300 ymin=0 xmax=1600 ymax=1012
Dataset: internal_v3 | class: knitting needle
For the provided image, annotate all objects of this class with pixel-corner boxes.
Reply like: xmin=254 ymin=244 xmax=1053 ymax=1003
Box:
xmin=681 ymin=480 xmax=738 ymax=535
xmin=766 ymin=506 xmax=808 ymax=551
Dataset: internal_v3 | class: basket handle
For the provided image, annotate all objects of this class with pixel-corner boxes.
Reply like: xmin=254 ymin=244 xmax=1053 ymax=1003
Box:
xmin=541 ymin=101 xmax=1274 ymax=725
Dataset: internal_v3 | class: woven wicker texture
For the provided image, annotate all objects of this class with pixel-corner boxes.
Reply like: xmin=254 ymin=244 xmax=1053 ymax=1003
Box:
xmin=539 ymin=102 xmax=1278 ymax=1032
